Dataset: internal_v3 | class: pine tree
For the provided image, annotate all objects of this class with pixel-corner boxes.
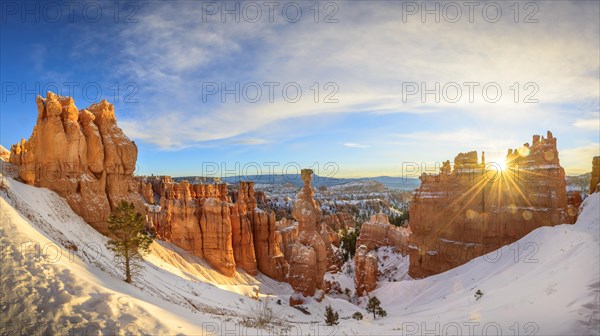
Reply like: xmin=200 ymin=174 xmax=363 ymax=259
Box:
xmin=106 ymin=201 xmax=153 ymax=283
xmin=366 ymin=296 xmax=387 ymax=319
xmin=324 ymin=305 xmax=339 ymax=326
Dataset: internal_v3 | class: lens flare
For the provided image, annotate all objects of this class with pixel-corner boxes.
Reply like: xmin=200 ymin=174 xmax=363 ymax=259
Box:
xmin=518 ymin=146 xmax=531 ymax=157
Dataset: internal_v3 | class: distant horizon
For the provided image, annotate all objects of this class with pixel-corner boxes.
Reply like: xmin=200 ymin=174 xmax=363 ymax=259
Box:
xmin=1 ymin=127 xmax=595 ymax=177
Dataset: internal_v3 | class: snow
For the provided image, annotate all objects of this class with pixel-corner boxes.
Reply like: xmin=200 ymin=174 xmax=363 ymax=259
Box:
xmin=375 ymin=246 xmax=412 ymax=283
xmin=373 ymin=193 xmax=600 ymax=335
xmin=1 ymin=162 xmax=599 ymax=335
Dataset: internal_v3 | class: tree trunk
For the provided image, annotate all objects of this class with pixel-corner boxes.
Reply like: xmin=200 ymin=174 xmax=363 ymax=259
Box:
xmin=125 ymin=250 xmax=131 ymax=283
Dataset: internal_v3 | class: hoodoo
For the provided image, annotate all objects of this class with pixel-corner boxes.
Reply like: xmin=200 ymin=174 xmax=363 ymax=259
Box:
xmin=286 ymin=169 xmax=335 ymax=304
xmin=9 ymin=92 xmax=143 ymax=233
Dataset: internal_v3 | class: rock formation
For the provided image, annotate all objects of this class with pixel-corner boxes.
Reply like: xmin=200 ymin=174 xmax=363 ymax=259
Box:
xmin=286 ymin=169 xmax=335 ymax=304
xmin=199 ymin=197 xmax=236 ymax=276
xmin=229 ymin=181 xmax=289 ymax=279
xmin=0 ymin=145 xmax=10 ymax=162
xmin=9 ymin=92 xmax=143 ymax=233
xmin=8 ymin=93 xmax=333 ymax=282
xmin=357 ymin=213 xmax=410 ymax=252
xmin=230 ymin=182 xmax=258 ymax=274
xmin=141 ymin=176 xmax=290 ymax=278
xmin=567 ymin=191 xmax=583 ymax=211
xmin=321 ymin=212 xmax=356 ymax=232
xmin=354 ymin=245 xmax=378 ymax=297
xmin=252 ymin=209 xmax=289 ymax=281
xmin=409 ymin=131 xmax=576 ymax=278
xmin=140 ymin=181 xmax=154 ymax=204
xmin=591 ymin=156 xmax=600 ymax=194
xmin=353 ymin=213 xmax=410 ymax=296
xmin=277 ymin=218 xmax=299 ymax=257
xmin=141 ymin=177 xmax=234 ymax=276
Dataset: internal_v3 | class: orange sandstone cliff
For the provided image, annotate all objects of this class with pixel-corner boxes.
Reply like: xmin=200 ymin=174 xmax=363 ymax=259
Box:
xmin=141 ymin=176 xmax=289 ymax=278
xmin=9 ymin=92 xmax=143 ymax=233
xmin=409 ymin=131 xmax=577 ymax=278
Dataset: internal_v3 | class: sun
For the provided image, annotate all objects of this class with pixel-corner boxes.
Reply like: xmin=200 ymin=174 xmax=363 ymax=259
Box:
xmin=491 ymin=157 xmax=507 ymax=171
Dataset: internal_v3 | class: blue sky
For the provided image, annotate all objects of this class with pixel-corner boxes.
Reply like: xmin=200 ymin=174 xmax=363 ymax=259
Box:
xmin=1 ymin=0 xmax=598 ymax=177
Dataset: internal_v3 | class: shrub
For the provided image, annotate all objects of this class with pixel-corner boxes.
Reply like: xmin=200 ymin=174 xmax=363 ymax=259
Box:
xmin=352 ymin=312 xmax=363 ymax=320
xmin=242 ymin=299 xmax=279 ymax=329
xmin=474 ymin=289 xmax=484 ymax=300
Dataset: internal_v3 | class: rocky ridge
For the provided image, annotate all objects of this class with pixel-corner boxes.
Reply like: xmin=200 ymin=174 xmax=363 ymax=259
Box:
xmin=409 ymin=131 xmax=578 ymax=277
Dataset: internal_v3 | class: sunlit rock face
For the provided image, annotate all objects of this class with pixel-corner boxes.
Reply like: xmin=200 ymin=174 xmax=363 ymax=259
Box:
xmin=0 ymin=145 xmax=10 ymax=162
xmin=141 ymin=177 xmax=237 ymax=275
xmin=286 ymin=169 xmax=335 ymax=304
xmin=252 ymin=208 xmax=289 ymax=281
xmin=140 ymin=180 xmax=154 ymax=204
xmin=409 ymin=131 xmax=576 ymax=278
xmin=9 ymin=92 xmax=143 ymax=233
xmin=230 ymin=182 xmax=258 ymax=275
xmin=230 ymin=181 xmax=289 ymax=279
xmin=142 ymin=177 xmax=289 ymax=278
xmin=591 ymin=156 xmax=600 ymax=194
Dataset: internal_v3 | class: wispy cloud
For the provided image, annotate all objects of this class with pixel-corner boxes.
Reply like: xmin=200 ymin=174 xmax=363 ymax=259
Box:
xmin=231 ymin=138 xmax=269 ymax=145
xmin=343 ymin=143 xmax=368 ymax=148
xmin=573 ymin=114 xmax=600 ymax=131
xmin=66 ymin=1 xmax=599 ymax=175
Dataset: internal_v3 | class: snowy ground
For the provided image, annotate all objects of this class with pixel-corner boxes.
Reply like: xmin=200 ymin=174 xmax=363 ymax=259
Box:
xmin=1 ymin=163 xmax=598 ymax=335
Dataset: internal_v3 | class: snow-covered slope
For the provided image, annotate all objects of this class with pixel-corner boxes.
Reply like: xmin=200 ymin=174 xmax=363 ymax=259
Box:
xmin=1 ymin=162 xmax=598 ymax=335
xmin=374 ymin=193 xmax=600 ymax=335
xmin=0 ymin=164 xmax=357 ymax=335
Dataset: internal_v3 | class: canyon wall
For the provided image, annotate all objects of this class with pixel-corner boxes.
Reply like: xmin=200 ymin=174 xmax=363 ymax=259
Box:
xmin=142 ymin=177 xmax=289 ymax=278
xmin=143 ymin=171 xmax=344 ymax=287
xmin=9 ymin=92 xmax=143 ymax=233
xmin=409 ymin=131 xmax=577 ymax=278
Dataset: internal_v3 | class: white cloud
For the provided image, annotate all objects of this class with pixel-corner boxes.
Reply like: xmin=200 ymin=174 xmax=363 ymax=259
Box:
xmin=105 ymin=1 xmax=598 ymax=150
xmin=231 ymin=138 xmax=269 ymax=145
xmin=573 ymin=115 xmax=600 ymax=131
xmin=343 ymin=143 xmax=368 ymax=148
